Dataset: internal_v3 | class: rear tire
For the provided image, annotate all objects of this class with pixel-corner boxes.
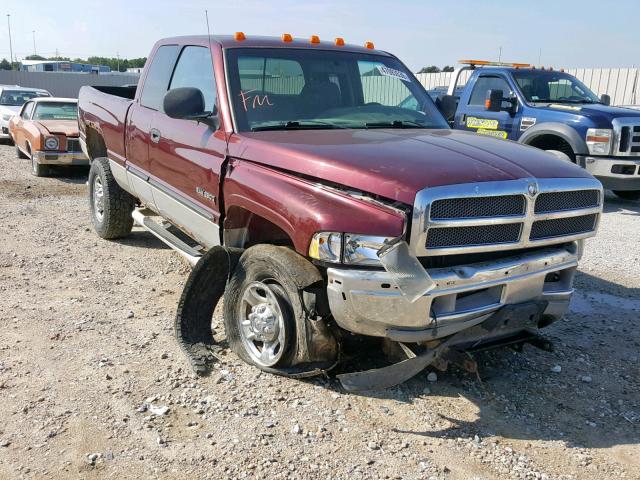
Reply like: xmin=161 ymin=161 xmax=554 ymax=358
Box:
xmin=88 ymin=157 xmax=136 ymax=239
xmin=16 ymin=145 xmax=28 ymax=159
xmin=31 ymin=156 xmax=49 ymax=177
xmin=613 ymin=190 xmax=640 ymax=201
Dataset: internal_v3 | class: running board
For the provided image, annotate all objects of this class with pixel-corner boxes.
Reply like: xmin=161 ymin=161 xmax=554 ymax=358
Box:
xmin=132 ymin=209 xmax=203 ymax=266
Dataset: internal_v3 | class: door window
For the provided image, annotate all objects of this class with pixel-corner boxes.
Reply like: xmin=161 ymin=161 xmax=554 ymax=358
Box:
xmin=469 ymin=76 xmax=512 ymax=106
xmin=21 ymin=101 xmax=34 ymax=119
xmin=140 ymin=45 xmax=180 ymax=111
xmin=169 ymin=46 xmax=217 ymax=112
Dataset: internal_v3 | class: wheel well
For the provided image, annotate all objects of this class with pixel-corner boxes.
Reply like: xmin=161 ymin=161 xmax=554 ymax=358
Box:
xmin=85 ymin=127 xmax=107 ymax=160
xmin=526 ymin=134 xmax=575 ymax=161
xmin=223 ymin=206 xmax=294 ymax=249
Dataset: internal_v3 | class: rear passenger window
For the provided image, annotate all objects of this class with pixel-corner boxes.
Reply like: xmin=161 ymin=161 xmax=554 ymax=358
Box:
xmin=140 ymin=45 xmax=179 ymax=111
xmin=169 ymin=46 xmax=217 ymax=112
xmin=469 ymin=76 xmax=511 ymax=106
xmin=238 ymin=57 xmax=305 ymax=95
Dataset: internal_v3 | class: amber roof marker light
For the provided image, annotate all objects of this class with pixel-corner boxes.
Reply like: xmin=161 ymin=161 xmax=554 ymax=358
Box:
xmin=281 ymin=33 xmax=293 ymax=43
xmin=459 ymin=59 xmax=531 ymax=68
xmin=334 ymin=37 xmax=345 ymax=46
xmin=310 ymin=35 xmax=320 ymax=44
xmin=365 ymin=41 xmax=375 ymax=49
xmin=234 ymin=32 xmax=246 ymax=41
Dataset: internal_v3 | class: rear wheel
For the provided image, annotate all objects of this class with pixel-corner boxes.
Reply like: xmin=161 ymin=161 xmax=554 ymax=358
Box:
xmin=613 ymin=190 xmax=640 ymax=201
xmin=88 ymin=157 xmax=136 ymax=239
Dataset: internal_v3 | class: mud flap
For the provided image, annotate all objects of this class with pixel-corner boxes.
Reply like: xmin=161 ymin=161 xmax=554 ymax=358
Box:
xmin=174 ymin=246 xmax=243 ymax=375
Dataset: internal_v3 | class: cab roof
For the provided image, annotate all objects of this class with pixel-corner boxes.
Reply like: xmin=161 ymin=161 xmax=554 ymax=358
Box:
xmin=160 ymin=34 xmax=391 ymax=56
xmin=30 ymin=97 xmax=76 ymax=103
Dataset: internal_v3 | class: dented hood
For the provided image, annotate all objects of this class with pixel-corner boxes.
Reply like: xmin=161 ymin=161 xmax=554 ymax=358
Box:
xmin=36 ymin=120 xmax=79 ymax=137
xmin=234 ymin=129 xmax=593 ymax=205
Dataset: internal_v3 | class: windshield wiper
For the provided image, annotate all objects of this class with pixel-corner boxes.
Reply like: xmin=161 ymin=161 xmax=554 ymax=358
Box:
xmin=364 ymin=120 xmax=427 ymax=129
xmin=251 ymin=120 xmax=344 ymax=132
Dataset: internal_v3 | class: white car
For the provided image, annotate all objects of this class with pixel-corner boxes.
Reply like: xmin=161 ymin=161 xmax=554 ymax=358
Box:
xmin=0 ymin=86 xmax=51 ymax=142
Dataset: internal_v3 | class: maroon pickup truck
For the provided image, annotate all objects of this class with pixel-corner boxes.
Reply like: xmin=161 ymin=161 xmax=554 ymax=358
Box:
xmin=78 ymin=34 xmax=603 ymax=389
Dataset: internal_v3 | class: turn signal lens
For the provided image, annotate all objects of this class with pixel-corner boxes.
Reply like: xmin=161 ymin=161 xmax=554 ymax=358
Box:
xmin=281 ymin=33 xmax=293 ymax=42
xmin=334 ymin=37 xmax=345 ymax=46
xmin=364 ymin=41 xmax=375 ymax=49
xmin=586 ymin=128 xmax=613 ymax=155
xmin=310 ymin=35 xmax=320 ymax=44
xmin=234 ymin=32 xmax=246 ymax=41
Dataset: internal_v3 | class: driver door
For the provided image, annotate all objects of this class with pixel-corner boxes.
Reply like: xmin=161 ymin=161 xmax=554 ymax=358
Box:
xmin=456 ymin=74 xmax=521 ymax=140
xmin=13 ymin=101 xmax=35 ymax=151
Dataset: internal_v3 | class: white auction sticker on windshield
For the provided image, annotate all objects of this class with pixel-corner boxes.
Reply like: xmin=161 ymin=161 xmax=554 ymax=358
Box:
xmin=377 ymin=65 xmax=410 ymax=82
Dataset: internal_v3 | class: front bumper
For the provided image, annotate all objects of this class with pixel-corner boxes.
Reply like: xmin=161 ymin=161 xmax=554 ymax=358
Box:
xmin=580 ymin=155 xmax=640 ymax=191
xmin=32 ymin=151 xmax=89 ymax=166
xmin=0 ymin=125 xmax=10 ymax=139
xmin=327 ymin=245 xmax=579 ymax=342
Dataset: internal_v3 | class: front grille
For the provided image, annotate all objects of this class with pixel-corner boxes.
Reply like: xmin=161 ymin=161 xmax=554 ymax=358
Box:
xmin=426 ymin=223 xmax=522 ymax=249
xmin=431 ymin=195 xmax=525 ymax=219
xmin=618 ymin=125 xmax=640 ymax=155
xmin=530 ymin=214 xmax=597 ymax=240
xmin=66 ymin=137 xmax=80 ymax=152
xmin=534 ymin=190 xmax=600 ymax=213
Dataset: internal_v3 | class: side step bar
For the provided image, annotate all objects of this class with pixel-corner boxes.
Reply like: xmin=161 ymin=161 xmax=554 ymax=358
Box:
xmin=132 ymin=209 xmax=203 ymax=266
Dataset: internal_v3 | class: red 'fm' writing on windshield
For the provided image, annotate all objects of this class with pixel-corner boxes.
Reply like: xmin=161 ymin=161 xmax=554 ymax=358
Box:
xmin=239 ymin=90 xmax=274 ymax=112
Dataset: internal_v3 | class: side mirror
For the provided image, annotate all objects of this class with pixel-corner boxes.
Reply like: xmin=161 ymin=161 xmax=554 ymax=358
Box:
xmin=163 ymin=87 xmax=218 ymax=128
xmin=600 ymin=94 xmax=611 ymax=106
xmin=485 ymin=89 xmax=517 ymax=115
xmin=485 ymin=89 xmax=504 ymax=112
xmin=436 ymin=94 xmax=458 ymax=122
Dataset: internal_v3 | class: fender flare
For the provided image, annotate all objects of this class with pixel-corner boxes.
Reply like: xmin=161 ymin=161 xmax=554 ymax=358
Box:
xmin=518 ymin=122 xmax=588 ymax=156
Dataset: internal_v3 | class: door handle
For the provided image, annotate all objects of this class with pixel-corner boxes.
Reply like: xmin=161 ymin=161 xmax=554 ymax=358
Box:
xmin=150 ymin=128 xmax=161 ymax=143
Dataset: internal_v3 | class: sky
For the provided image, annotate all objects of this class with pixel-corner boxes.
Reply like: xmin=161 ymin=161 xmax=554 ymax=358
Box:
xmin=1 ymin=0 xmax=639 ymax=71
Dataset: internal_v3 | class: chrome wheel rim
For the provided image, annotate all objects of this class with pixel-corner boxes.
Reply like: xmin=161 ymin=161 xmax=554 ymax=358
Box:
xmin=93 ymin=176 xmax=105 ymax=223
xmin=238 ymin=281 xmax=287 ymax=367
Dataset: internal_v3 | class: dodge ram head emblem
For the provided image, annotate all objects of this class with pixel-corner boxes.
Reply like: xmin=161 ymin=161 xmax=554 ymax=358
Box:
xmin=527 ymin=182 xmax=538 ymax=196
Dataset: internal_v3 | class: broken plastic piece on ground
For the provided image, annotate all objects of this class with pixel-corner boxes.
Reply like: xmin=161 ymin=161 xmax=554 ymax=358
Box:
xmin=377 ymin=239 xmax=435 ymax=303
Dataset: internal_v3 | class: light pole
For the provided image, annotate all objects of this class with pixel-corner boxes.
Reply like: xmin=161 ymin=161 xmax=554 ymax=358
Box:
xmin=32 ymin=30 xmax=37 ymax=56
xmin=7 ymin=14 xmax=14 ymax=69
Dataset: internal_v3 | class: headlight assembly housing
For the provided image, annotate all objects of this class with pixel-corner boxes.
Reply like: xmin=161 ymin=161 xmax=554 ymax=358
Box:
xmin=309 ymin=232 xmax=395 ymax=266
xmin=586 ymin=128 xmax=612 ymax=155
xmin=44 ymin=136 xmax=60 ymax=150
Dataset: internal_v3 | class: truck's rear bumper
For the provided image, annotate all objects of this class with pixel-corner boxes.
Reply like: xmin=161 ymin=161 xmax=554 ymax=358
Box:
xmin=326 ymin=244 xmax=580 ymax=341
xmin=580 ymin=155 xmax=640 ymax=191
xmin=32 ymin=151 xmax=89 ymax=166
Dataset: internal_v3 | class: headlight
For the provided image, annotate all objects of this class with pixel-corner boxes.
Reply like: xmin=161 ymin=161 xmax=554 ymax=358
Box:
xmin=586 ymin=128 xmax=612 ymax=155
xmin=44 ymin=136 xmax=59 ymax=150
xmin=2 ymin=114 xmax=11 ymax=121
xmin=308 ymin=232 xmax=395 ymax=265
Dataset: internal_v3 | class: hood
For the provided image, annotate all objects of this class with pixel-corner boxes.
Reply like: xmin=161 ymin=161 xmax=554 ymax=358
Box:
xmin=0 ymin=105 xmax=21 ymax=116
xmin=234 ymin=129 xmax=592 ymax=205
xmin=542 ymin=103 xmax=640 ymax=126
xmin=36 ymin=120 xmax=79 ymax=137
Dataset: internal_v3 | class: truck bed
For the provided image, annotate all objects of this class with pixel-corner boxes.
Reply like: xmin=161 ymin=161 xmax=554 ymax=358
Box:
xmin=78 ymin=85 xmax=137 ymax=163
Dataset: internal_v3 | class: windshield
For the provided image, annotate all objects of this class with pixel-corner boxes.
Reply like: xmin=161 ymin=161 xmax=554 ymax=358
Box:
xmin=225 ymin=48 xmax=449 ymax=132
xmin=512 ymin=71 xmax=600 ymax=104
xmin=0 ymin=90 xmax=50 ymax=106
xmin=32 ymin=102 xmax=78 ymax=121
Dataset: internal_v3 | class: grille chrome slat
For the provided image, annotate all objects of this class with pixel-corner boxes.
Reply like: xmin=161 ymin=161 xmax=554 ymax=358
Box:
xmin=613 ymin=118 xmax=640 ymax=156
xmin=410 ymin=178 xmax=603 ymax=257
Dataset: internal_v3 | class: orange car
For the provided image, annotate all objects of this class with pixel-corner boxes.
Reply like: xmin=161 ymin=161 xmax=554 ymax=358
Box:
xmin=9 ymin=97 xmax=88 ymax=176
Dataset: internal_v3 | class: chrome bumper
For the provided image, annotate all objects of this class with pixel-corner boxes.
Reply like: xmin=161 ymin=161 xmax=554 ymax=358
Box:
xmin=583 ymin=156 xmax=640 ymax=190
xmin=327 ymin=245 xmax=579 ymax=341
xmin=32 ymin=151 xmax=89 ymax=165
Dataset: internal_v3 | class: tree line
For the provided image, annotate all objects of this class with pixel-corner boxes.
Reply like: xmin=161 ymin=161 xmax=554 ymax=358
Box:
xmin=0 ymin=55 xmax=147 ymax=72
xmin=417 ymin=65 xmax=455 ymax=73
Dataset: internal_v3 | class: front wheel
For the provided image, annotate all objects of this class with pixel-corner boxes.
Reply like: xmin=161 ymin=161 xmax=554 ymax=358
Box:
xmin=88 ymin=157 xmax=136 ymax=239
xmin=613 ymin=190 xmax=640 ymax=201
xmin=16 ymin=145 xmax=28 ymax=159
xmin=223 ymin=245 xmax=334 ymax=372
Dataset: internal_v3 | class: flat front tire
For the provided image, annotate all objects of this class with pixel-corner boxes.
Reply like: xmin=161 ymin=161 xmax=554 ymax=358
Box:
xmin=88 ymin=157 xmax=136 ymax=239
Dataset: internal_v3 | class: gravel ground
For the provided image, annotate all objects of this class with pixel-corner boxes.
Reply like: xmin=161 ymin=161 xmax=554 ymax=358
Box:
xmin=0 ymin=143 xmax=638 ymax=480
